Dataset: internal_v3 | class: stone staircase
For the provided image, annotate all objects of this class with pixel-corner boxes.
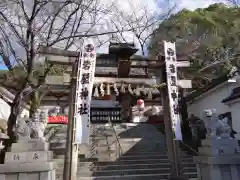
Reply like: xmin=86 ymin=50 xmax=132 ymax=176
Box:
xmin=44 ymin=124 xmax=69 ymax=156
xmin=46 ymin=123 xmax=198 ymax=180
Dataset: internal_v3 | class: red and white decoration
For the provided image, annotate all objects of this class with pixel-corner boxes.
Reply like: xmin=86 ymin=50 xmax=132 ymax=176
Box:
xmin=75 ymin=39 xmax=96 ymax=144
xmin=48 ymin=116 xmax=68 ymax=124
xmin=137 ymin=99 xmax=145 ymax=111
xmin=164 ymin=41 xmax=182 ymax=140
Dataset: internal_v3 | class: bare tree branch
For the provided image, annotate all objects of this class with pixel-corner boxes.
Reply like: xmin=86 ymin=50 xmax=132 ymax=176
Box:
xmin=112 ymin=0 xmax=176 ymax=56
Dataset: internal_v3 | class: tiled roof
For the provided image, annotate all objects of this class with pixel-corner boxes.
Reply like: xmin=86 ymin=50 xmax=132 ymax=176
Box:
xmin=222 ymin=86 xmax=240 ymax=103
xmin=185 ymin=75 xmax=229 ymax=102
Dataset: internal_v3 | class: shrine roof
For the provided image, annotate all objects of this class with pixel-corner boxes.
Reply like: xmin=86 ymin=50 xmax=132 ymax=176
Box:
xmin=222 ymin=86 xmax=240 ymax=103
xmin=185 ymin=75 xmax=229 ymax=102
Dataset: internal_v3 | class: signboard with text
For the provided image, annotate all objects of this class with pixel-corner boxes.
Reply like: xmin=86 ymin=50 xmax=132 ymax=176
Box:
xmin=74 ymin=39 xmax=96 ymax=144
xmin=164 ymin=41 xmax=182 ymax=140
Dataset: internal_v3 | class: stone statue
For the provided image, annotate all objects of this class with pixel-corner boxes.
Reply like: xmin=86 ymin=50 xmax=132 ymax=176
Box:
xmin=13 ymin=108 xmax=49 ymax=142
xmin=39 ymin=109 xmax=49 ymax=141
xmin=14 ymin=114 xmax=31 ymax=141
xmin=203 ymin=109 xmax=232 ymax=139
xmin=203 ymin=109 xmax=218 ymax=138
xmin=29 ymin=108 xmax=45 ymax=141
xmin=0 ymin=118 xmax=7 ymax=135
xmin=48 ymin=106 xmax=61 ymax=116
xmin=216 ymin=117 xmax=232 ymax=139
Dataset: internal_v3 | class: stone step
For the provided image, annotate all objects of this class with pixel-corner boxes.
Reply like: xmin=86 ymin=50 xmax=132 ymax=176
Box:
xmin=56 ymin=163 xmax=196 ymax=175
xmin=119 ymin=154 xmax=193 ymax=160
xmin=91 ymin=162 xmax=196 ymax=171
xmin=50 ymin=139 xmax=66 ymax=144
xmin=121 ymin=151 xmax=187 ymax=156
xmin=76 ymin=167 xmax=197 ymax=177
xmin=87 ymin=157 xmax=193 ymax=165
xmin=75 ymin=172 xmax=197 ymax=180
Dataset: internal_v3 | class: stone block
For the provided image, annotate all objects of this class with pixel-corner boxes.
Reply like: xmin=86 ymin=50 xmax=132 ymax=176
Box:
xmin=0 ymin=174 xmax=5 ymax=180
xmin=201 ymin=139 xmax=238 ymax=147
xmin=193 ymin=156 xmax=240 ymax=180
xmin=5 ymin=151 xmax=53 ymax=164
xmin=194 ymin=155 xmax=240 ymax=165
xmin=6 ymin=174 xmax=18 ymax=180
xmin=11 ymin=139 xmax=49 ymax=152
xmin=18 ymin=173 xmax=28 ymax=180
xmin=26 ymin=173 xmax=39 ymax=180
xmin=0 ymin=161 xmax=55 ymax=173
xmin=198 ymin=146 xmax=236 ymax=156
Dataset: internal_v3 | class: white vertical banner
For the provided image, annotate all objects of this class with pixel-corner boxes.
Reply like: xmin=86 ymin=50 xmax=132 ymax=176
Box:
xmin=164 ymin=41 xmax=182 ymax=140
xmin=75 ymin=39 xmax=96 ymax=144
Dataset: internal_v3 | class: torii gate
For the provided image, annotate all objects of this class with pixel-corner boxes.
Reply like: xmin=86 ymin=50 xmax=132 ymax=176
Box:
xmin=39 ymin=40 xmax=191 ymax=180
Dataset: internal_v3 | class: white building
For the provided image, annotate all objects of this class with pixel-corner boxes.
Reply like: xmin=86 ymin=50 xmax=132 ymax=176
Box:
xmin=187 ymin=76 xmax=240 ymax=133
xmin=0 ymin=86 xmax=30 ymax=121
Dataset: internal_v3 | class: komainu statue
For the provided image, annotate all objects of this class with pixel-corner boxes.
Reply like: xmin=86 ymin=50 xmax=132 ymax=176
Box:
xmin=203 ymin=109 xmax=218 ymax=138
xmin=29 ymin=108 xmax=48 ymax=141
xmin=216 ymin=117 xmax=232 ymax=139
xmin=14 ymin=115 xmax=31 ymax=141
xmin=203 ymin=109 xmax=232 ymax=139
xmin=13 ymin=108 xmax=49 ymax=142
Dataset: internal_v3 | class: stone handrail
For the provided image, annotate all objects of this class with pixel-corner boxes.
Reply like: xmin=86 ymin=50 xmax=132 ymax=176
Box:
xmin=107 ymin=116 xmax=123 ymax=158
xmin=44 ymin=125 xmax=61 ymax=142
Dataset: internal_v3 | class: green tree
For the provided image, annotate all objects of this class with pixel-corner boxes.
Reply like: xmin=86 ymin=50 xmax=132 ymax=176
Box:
xmin=148 ymin=3 xmax=240 ymax=143
xmin=149 ymin=3 xmax=240 ymax=87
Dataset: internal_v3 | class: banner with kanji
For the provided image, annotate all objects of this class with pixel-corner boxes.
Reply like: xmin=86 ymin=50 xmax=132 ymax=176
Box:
xmin=75 ymin=39 xmax=96 ymax=144
xmin=164 ymin=41 xmax=182 ymax=140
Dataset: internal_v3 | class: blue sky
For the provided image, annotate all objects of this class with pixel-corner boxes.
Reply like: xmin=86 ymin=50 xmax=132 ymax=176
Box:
xmin=0 ymin=57 xmax=7 ymax=70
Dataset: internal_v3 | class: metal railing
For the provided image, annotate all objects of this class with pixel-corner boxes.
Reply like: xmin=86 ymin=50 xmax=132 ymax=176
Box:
xmin=107 ymin=116 xmax=123 ymax=159
xmin=89 ymin=124 xmax=98 ymax=158
xmin=180 ymin=141 xmax=199 ymax=155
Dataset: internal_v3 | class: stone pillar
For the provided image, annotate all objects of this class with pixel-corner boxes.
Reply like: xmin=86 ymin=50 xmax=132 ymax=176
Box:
xmin=0 ymin=139 xmax=56 ymax=180
xmin=120 ymin=94 xmax=131 ymax=122
xmin=193 ymin=138 xmax=240 ymax=180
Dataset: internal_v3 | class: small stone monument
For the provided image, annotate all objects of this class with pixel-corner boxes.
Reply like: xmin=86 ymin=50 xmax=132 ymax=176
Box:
xmin=193 ymin=109 xmax=240 ymax=180
xmin=48 ymin=106 xmax=61 ymax=116
xmin=0 ymin=108 xmax=56 ymax=180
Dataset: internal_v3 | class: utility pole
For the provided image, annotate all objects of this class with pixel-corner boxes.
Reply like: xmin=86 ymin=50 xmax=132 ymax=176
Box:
xmin=63 ymin=57 xmax=79 ymax=180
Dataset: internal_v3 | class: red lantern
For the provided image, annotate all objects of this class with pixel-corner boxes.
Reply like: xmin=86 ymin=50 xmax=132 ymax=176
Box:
xmin=137 ymin=99 xmax=144 ymax=111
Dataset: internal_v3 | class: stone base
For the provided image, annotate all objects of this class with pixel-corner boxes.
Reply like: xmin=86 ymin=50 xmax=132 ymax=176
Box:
xmin=5 ymin=151 xmax=53 ymax=164
xmin=201 ymin=138 xmax=238 ymax=147
xmin=11 ymin=139 xmax=49 ymax=152
xmin=168 ymin=176 xmax=188 ymax=180
xmin=1 ymin=139 xmax=55 ymax=180
xmin=199 ymin=139 xmax=238 ymax=156
xmin=0 ymin=161 xmax=55 ymax=180
xmin=194 ymin=155 xmax=240 ymax=180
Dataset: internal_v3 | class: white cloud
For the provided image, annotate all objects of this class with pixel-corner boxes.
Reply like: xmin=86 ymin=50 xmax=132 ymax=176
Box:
xmin=0 ymin=0 xmax=231 ymax=61
xmin=177 ymin=0 xmax=229 ymax=10
xmin=96 ymin=0 xmax=230 ymax=54
xmin=95 ymin=0 xmax=165 ymax=54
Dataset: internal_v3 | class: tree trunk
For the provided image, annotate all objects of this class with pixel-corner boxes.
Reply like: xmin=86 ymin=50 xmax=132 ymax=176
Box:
xmin=29 ymin=91 xmax=40 ymax=118
xmin=3 ymin=95 xmax=20 ymax=152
